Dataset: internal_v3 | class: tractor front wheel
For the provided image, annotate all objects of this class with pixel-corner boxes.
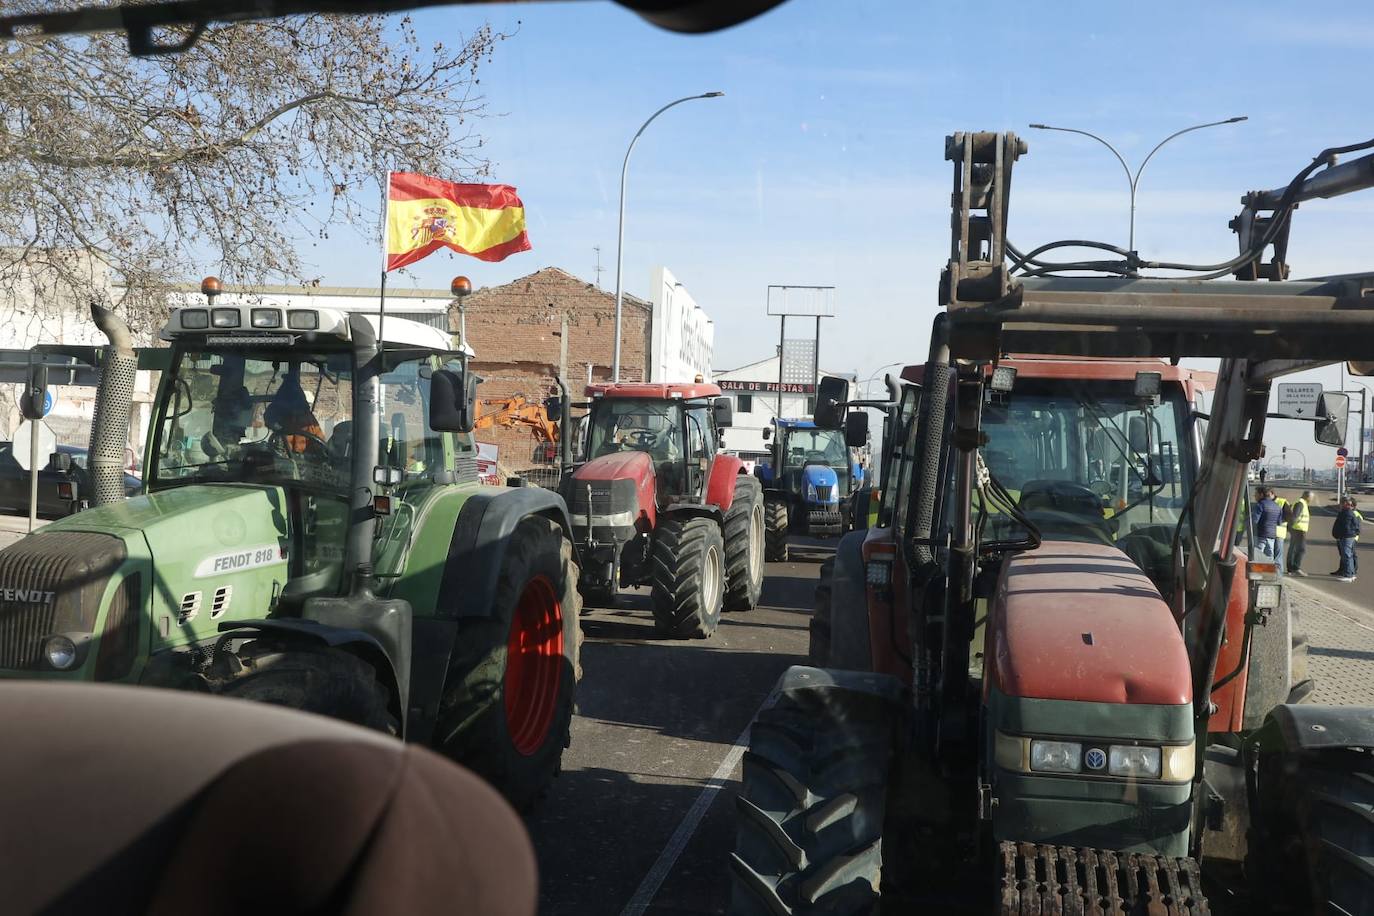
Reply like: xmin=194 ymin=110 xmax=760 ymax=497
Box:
xmin=651 ymin=515 xmax=725 ymax=638
xmin=764 ymin=495 xmax=789 ymax=562
xmin=437 ymin=515 xmax=582 ymax=811
xmin=724 ymin=475 xmax=766 ymax=611
xmin=220 ymin=645 xmax=397 ymax=734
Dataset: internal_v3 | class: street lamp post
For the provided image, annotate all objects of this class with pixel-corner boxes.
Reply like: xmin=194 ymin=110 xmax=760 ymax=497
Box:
xmin=861 ymin=362 xmax=904 ymax=399
xmin=611 ymin=91 xmax=725 ymax=382
xmin=1345 ymin=383 xmax=1371 ymax=483
xmin=1028 ymin=117 xmax=1247 ymax=265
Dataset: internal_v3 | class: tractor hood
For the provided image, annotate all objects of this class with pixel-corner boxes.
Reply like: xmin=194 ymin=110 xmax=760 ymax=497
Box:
xmin=987 ymin=541 xmax=1191 ymax=706
xmin=570 ymin=451 xmax=656 ymax=525
xmin=574 ymin=449 xmax=655 ymax=484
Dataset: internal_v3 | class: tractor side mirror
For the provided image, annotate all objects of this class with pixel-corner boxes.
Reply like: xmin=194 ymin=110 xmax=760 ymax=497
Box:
xmin=52 ymin=452 xmax=72 ymax=473
xmin=544 ymin=395 xmax=563 ymax=423
xmin=1315 ymin=391 xmax=1350 ymax=447
xmin=1128 ymin=416 xmax=1150 ymax=453
xmin=20 ymin=364 xmax=47 ymax=421
xmin=430 ymin=368 xmax=478 ymax=433
xmin=844 ymin=411 xmax=869 ymax=448
xmin=762 ymin=426 xmax=772 ymax=441
xmin=815 ymin=376 xmax=849 ymax=429
xmin=713 ymin=397 xmax=733 ymax=428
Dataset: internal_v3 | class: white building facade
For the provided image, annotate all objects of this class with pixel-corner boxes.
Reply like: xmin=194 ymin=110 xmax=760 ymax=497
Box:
xmin=713 ymin=353 xmax=855 ymax=462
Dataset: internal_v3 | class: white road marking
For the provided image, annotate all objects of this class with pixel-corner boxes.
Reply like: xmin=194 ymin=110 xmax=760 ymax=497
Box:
xmin=617 ymin=687 xmax=779 ymax=916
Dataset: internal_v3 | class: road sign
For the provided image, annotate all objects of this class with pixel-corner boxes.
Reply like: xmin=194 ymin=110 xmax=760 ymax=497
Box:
xmin=1338 ymin=447 xmax=1350 ymax=457
xmin=1337 ymin=455 xmax=1347 ymax=469
xmin=41 ymin=388 xmax=53 ymax=417
xmin=1277 ymin=382 xmax=1323 ymax=418
xmin=12 ymin=420 xmax=55 ymax=472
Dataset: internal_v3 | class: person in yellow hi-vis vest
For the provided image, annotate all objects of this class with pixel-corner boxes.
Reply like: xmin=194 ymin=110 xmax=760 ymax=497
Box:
xmin=1272 ymin=489 xmax=1288 ymax=578
xmin=1287 ymin=490 xmax=1313 ymax=576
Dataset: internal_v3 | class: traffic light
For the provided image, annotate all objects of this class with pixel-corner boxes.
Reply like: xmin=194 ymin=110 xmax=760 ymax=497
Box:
xmin=1282 ymin=446 xmax=1287 ymax=460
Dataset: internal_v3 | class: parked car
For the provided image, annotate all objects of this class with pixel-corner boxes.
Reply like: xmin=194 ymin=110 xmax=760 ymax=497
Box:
xmin=0 ymin=443 xmax=140 ymax=517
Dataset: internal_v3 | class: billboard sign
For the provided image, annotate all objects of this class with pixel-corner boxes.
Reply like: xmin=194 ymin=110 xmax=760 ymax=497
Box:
xmin=649 ymin=266 xmax=714 ymax=383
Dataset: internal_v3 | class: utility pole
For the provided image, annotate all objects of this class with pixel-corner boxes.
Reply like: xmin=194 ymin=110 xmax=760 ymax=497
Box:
xmin=593 ymin=246 xmax=604 ymax=290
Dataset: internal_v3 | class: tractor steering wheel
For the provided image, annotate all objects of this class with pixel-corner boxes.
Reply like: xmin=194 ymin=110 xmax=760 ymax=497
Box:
xmin=267 ymin=429 xmax=330 ymax=460
xmin=627 ymin=430 xmax=657 ymax=449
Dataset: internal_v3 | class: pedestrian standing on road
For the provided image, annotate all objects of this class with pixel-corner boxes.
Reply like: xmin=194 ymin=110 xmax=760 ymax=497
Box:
xmin=1260 ymin=467 xmax=1268 ymax=485
xmin=1271 ymin=488 xmax=1288 ymax=577
xmin=1252 ymin=486 xmax=1281 ymax=561
xmin=1353 ymin=497 xmax=1363 ymax=579
xmin=1332 ymin=496 xmax=1361 ymax=582
xmin=1288 ymin=490 xmax=1313 ymax=576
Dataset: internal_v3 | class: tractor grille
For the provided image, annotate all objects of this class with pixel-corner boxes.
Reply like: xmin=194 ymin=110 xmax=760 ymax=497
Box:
xmin=570 ymin=482 xmax=614 ymax=516
xmin=0 ymin=532 xmax=127 ymax=670
xmin=814 ymin=485 xmax=834 ymax=502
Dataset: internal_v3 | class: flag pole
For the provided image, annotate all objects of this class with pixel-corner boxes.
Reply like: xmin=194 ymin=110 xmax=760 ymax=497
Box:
xmin=378 ymin=170 xmax=391 ymax=357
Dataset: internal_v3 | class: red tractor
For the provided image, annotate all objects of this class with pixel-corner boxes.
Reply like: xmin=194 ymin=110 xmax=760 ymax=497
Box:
xmin=563 ymin=382 xmax=765 ymax=638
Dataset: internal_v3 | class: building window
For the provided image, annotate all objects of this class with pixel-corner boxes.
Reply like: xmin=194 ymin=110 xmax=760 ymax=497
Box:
xmin=736 ymin=394 xmax=753 ymax=413
xmin=806 ymin=396 xmax=816 ymax=415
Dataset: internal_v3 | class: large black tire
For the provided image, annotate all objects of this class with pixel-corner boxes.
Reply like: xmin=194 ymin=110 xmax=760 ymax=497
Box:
xmin=220 ymin=645 xmax=396 ymax=733
xmin=724 ymin=475 xmax=766 ymax=611
xmin=729 ymin=668 xmax=900 ymax=916
xmin=808 ymin=557 xmax=835 ymax=666
xmin=651 ymin=515 xmax=725 ymax=638
xmin=1250 ymin=742 xmax=1374 ymax=914
xmin=765 ymin=495 xmax=789 ymax=562
xmin=436 ymin=515 xmax=582 ymax=811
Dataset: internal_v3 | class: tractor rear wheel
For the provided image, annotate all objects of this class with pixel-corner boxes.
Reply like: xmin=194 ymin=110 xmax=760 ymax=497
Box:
xmin=1250 ymin=742 xmax=1374 ymax=915
xmin=808 ymin=557 xmax=834 ymax=666
xmin=651 ymin=515 xmax=725 ymax=638
xmin=220 ymin=645 xmax=397 ymax=733
xmin=764 ymin=495 xmax=789 ymax=562
xmin=729 ymin=667 xmax=901 ymax=916
xmin=724 ymin=475 xmax=766 ymax=611
xmin=437 ymin=516 xmax=582 ymax=811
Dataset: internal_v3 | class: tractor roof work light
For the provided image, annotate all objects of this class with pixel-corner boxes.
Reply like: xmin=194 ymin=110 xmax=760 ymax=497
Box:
xmin=990 ymin=365 xmax=1017 ymax=392
xmin=1134 ymin=371 xmax=1163 ymax=400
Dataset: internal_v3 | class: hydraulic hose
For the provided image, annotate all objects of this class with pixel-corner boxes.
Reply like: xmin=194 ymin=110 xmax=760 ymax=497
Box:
xmin=88 ymin=303 xmax=137 ymax=506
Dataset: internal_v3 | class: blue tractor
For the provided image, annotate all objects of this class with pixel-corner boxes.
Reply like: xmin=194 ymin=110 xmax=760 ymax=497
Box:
xmin=754 ymin=419 xmax=865 ymax=561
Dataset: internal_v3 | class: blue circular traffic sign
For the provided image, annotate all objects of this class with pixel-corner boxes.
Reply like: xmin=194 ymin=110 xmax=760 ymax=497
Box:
xmin=41 ymin=388 xmax=53 ymax=417
xmin=1338 ymin=447 xmax=1350 ymax=457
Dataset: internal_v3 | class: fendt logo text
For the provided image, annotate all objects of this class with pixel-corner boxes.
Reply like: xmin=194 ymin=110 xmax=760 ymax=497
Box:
xmin=0 ymin=588 xmax=56 ymax=606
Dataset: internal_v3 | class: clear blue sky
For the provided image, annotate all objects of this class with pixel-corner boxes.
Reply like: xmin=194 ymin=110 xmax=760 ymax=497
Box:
xmin=306 ymin=0 xmax=1374 ymax=462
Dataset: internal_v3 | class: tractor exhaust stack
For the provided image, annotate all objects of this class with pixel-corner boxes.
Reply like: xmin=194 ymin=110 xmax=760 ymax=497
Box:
xmin=88 ymin=303 xmax=137 ymax=506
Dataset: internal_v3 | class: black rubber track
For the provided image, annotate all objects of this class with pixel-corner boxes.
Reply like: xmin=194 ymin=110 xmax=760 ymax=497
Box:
xmin=808 ymin=557 xmax=834 ymax=667
xmin=436 ymin=515 xmax=582 ymax=811
xmin=221 ymin=645 xmax=396 ymax=733
xmin=729 ymin=679 xmax=895 ymax=915
xmin=724 ymin=475 xmax=766 ymax=611
xmin=1251 ymin=745 xmax=1374 ymax=915
xmin=765 ymin=495 xmax=789 ymax=562
xmin=651 ymin=514 xmax=724 ymax=638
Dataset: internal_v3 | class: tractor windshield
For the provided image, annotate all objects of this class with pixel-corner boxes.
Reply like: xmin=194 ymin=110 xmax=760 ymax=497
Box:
xmin=586 ymin=400 xmax=682 ymax=464
xmin=151 ymin=347 xmax=353 ymax=494
xmin=979 ymin=379 xmax=1192 ymax=586
xmin=782 ymin=428 xmax=849 ymax=469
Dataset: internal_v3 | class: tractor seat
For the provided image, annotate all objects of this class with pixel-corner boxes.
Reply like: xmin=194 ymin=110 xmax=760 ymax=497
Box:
xmin=0 ymin=682 xmax=536 ymax=916
xmin=329 ymin=421 xmax=353 ymax=460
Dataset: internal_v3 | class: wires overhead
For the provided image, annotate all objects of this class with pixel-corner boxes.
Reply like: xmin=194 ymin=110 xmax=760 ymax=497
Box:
xmin=1006 ymin=137 xmax=1374 ymax=281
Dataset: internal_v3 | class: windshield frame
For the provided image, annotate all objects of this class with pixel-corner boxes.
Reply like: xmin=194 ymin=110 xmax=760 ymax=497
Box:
xmin=146 ymin=342 xmax=357 ymax=497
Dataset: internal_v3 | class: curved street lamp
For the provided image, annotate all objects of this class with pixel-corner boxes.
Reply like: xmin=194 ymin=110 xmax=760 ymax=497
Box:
xmin=861 ymin=362 xmax=904 ymax=398
xmin=1028 ymin=117 xmax=1247 ymax=264
xmin=611 ymin=91 xmax=725 ymax=382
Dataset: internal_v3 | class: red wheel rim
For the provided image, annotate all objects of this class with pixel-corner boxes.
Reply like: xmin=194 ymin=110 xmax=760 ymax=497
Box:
xmin=504 ymin=574 xmax=564 ymax=756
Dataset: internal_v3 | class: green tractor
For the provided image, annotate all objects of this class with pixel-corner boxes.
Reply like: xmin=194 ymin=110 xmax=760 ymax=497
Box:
xmin=0 ymin=278 xmax=581 ymax=808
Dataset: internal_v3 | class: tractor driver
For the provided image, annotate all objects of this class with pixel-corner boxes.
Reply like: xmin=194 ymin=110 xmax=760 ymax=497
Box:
xmin=264 ymin=371 xmax=327 ymax=458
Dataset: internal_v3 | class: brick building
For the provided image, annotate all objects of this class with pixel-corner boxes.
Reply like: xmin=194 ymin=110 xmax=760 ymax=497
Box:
xmin=455 ymin=267 xmax=651 ymax=472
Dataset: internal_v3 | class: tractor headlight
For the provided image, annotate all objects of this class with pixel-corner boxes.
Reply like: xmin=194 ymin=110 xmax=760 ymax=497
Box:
xmin=180 ymin=308 xmax=209 ymax=330
xmin=287 ymin=310 xmax=319 ymax=330
xmin=251 ymin=308 xmax=282 ymax=328
xmin=1108 ymin=745 xmax=1162 ymax=779
xmin=43 ymin=634 xmax=78 ymax=670
xmin=211 ymin=308 xmax=241 ymax=328
xmin=1161 ymin=744 xmax=1195 ymax=782
xmin=1029 ymin=739 xmax=1082 ymax=774
xmin=866 ymin=559 xmax=892 ymax=587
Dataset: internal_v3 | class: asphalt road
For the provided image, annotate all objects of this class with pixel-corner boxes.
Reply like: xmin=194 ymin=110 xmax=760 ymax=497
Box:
xmin=1269 ymin=486 xmax=1374 ymax=607
xmin=525 ymin=537 xmax=832 ymax=916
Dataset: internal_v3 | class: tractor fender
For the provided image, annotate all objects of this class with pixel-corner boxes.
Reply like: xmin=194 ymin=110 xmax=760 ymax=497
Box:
xmin=216 ymin=617 xmax=405 ymax=732
xmin=705 ymin=453 xmax=746 ymax=511
xmin=441 ymin=486 xmax=574 ymax=618
xmin=828 ymin=530 xmax=874 ymax=671
xmin=660 ymin=502 xmax=723 ymax=523
xmin=753 ymin=464 xmax=775 ymax=487
xmin=1256 ymin=703 xmax=1374 ymax=754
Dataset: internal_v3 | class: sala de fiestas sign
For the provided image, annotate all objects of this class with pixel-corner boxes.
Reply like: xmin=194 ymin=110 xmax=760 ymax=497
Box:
xmin=718 ymin=381 xmax=815 ymax=394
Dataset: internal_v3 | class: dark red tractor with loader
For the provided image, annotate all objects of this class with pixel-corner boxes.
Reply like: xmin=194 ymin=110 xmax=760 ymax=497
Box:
xmin=562 ymin=382 xmax=765 ymax=638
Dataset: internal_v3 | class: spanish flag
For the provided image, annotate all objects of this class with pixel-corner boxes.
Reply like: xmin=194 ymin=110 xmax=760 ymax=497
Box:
xmin=385 ymin=173 xmax=531 ymax=272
